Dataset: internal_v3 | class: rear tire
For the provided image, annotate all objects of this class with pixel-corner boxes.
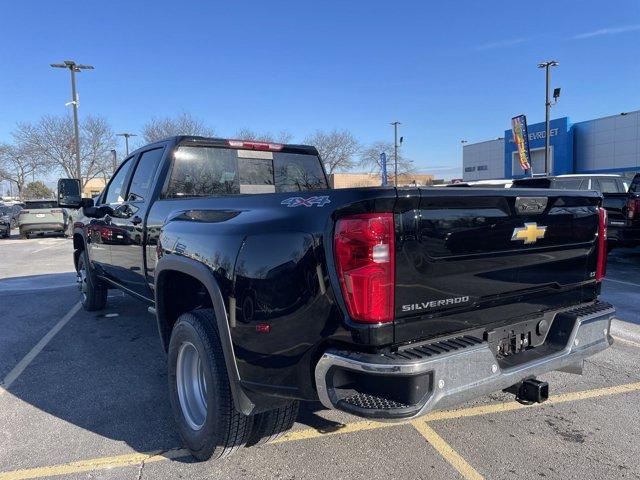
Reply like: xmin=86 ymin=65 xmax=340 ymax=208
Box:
xmin=77 ymin=249 xmax=107 ymax=311
xmin=168 ymin=309 xmax=252 ymax=461
xmin=246 ymin=401 xmax=299 ymax=446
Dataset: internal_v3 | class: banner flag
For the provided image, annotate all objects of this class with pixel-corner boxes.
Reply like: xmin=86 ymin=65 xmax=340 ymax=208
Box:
xmin=511 ymin=115 xmax=531 ymax=173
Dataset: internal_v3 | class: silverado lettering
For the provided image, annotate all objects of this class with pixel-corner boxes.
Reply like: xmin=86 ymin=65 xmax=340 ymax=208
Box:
xmin=402 ymin=296 xmax=470 ymax=311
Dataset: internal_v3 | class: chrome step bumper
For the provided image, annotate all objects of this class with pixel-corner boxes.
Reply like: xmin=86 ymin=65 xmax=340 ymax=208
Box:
xmin=315 ymin=302 xmax=615 ymax=421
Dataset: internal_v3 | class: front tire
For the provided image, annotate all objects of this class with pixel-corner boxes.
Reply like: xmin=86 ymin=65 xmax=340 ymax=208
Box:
xmin=168 ymin=309 xmax=252 ymax=461
xmin=76 ymin=249 xmax=107 ymax=311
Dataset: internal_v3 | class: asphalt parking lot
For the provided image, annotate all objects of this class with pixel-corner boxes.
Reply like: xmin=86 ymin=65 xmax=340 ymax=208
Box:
xmin=1 ymin=232 xmax=639 ymax=480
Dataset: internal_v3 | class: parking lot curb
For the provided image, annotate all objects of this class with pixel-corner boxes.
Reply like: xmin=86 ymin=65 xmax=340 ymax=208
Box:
xmin=611 ymin=318 xmax=640 ymax=347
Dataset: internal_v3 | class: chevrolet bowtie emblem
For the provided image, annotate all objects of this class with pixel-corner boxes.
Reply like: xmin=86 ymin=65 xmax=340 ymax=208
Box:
xmin=511 ymin=222 xmax=547 ymax=245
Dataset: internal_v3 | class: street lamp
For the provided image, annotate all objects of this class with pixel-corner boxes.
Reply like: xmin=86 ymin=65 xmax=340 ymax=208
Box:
xmin=116 ymin=132 xmax=137 ymax=156
xmin=391 ymin=121 xmax=401 ymax=187
xmin=51 ymin=60 xmax=94 ymax=190
xmin=537 ymin=60 xmax=560 ymax=175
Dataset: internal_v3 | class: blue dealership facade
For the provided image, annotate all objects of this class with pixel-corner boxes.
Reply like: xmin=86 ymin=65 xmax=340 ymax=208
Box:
xmin=463 ymin=110 xmax=640 ymax=181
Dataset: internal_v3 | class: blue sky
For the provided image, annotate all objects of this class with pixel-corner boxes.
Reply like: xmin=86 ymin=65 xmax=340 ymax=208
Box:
xmin=1 ymin=0 xmax=639 ymax=179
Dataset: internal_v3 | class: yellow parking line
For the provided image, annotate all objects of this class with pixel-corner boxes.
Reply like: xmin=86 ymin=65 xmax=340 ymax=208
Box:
xmin=412 ymin=421 xmax=484 ymax=480
xmin=425 ymin=380 xmax=640 ymax=421
xmin=2 ymin=381 xmax=640 ymax=480
xmin=272 ymin=418 xmax=395 ymax=443
xmin=0 ymin=449 xmax=189 ymax=480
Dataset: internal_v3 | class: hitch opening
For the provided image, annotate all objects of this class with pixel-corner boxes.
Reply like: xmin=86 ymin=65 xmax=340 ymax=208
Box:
xmin=505 ymin=378 xmax=549 ymax=404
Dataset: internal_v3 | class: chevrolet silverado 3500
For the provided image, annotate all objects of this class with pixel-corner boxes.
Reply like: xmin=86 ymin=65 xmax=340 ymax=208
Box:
xmin=58 ymin=136 xmax=614 ymax=460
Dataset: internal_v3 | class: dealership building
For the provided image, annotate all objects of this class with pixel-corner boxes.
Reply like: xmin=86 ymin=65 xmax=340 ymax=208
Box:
xmin=462 ymin=109 xmax=640 ymax=181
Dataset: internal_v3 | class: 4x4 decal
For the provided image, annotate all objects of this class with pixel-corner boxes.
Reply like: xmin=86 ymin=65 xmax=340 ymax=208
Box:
xmin=281 ymin=196 xmax=331 ymax=208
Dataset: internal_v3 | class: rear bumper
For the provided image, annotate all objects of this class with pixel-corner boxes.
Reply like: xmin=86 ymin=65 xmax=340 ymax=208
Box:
xmin=19 ymin=222 xmax=65 ymax=233
xmin=315 ymin=301 xmax=614 ymax=421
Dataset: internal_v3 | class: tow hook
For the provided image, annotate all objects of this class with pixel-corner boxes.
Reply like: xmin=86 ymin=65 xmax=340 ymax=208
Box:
xmin=504 ymin=378 xmax=549 ymax=404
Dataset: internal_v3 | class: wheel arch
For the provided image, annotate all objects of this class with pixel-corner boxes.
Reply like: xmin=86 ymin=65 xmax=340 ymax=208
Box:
xmin=72 ymin=228 xmax=87 ymax=270
xmin=155 ymin=254 xmax=255 ymax=415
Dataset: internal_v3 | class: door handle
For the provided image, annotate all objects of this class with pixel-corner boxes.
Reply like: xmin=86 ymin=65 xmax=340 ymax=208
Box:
xmin=131 ymin=216 xmax=142 ymax=225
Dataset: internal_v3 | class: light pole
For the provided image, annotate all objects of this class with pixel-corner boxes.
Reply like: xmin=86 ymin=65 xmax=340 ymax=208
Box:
xmin=537 ymin=60 xmax=559 ymax=176
xmin=51 ymin=60 xmax=94 ymax=190
xmin=391 ymin=121 xmax=401 ymax=186
xmin=116 ymin=132 xmax=137 ymax=156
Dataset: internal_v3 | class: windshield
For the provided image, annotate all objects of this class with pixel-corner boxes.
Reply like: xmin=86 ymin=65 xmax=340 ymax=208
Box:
xmin=0 ymin=206 xmax=10 ymax=215
xmin=166 ymin=146 xmax=328 ymax=198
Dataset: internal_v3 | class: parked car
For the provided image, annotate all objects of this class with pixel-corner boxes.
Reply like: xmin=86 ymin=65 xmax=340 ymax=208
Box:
xmin=515 ymin=174 xmax=640 ymax=248
xmin=58 ymin=136 xmax=614 ymax=461
xmin=0 ymin=202 xmax=23 ymax=228
xmin=18 ymin=199 xmax=66 ymax=239
xmin=0 ymin=205 xmax=12 ymax=238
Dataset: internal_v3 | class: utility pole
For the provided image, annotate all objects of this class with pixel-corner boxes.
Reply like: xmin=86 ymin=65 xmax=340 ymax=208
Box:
xmin=51 ymin=60 xmax=94 ymax=191
xmin=391 ymin=121 xmax=401 ymax=187
xmin=537 ymin=60 xmax=559 ymax=176
xmin=116 ymin=132 xmax=137 ymax=156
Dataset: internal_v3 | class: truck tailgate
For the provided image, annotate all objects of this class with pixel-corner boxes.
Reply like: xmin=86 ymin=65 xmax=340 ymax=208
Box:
xmin=394 ymin=188 xmax=602 ymax=342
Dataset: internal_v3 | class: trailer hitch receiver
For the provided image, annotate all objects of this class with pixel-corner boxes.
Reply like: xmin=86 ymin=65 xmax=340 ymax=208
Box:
xmin=505 ymin=378 xmax=549 ymax=404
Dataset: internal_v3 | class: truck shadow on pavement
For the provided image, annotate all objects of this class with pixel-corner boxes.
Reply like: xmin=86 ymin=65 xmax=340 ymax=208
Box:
xmin=5 ymin=290 xmax=342 ymax=457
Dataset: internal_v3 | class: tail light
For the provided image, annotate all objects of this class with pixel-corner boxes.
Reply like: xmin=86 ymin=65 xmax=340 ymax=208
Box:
xmin=334 ymin=213 xmax=395 ymax=323
xmin=52 ymin=209 xmax=63 ymax=214
xmin=596 ymin=207 xmax=608 ymax=282
xmin=627 ymin=197 xmax=640 ymax=220
xmin=227 ymin=140 xmax=283 ymax=151
xmin=20 ymin=210 xmax=30 ymax=214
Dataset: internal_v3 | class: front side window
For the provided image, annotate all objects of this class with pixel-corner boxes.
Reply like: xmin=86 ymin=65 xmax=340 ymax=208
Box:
xmin=165 ymin=146 xmax=327 ymax=198
xmin=129 ymin=148 xmax=164 ymax=201
xmin=104 ymin=157 xmax=133 ymax=205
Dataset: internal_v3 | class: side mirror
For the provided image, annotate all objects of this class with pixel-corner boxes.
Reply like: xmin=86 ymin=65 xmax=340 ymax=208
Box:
xmin=57 ymin=179 xmax=82 ymax=208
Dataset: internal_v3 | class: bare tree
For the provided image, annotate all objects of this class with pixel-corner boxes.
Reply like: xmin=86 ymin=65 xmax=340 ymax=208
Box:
xmin=234 ymin=128 xmax=293 ymax=143
xmin=142 ymin=112 xmax=215 ymax=143
xmin=360 ymin=141 xmax=414 ymax=176
xmin=23 ymin=180 xmax=54 ymax=200
xmin=12 ymin=114 xmax=116 ymax=186
xmin=303 ymin=129 xmax=360 ymax=174
xmin=0 ymin=143 xmax=43 ymax=199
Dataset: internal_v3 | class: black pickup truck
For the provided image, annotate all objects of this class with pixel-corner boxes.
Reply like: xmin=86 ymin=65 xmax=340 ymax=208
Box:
xmin=58 ymin=136 xmax=614 ymax=461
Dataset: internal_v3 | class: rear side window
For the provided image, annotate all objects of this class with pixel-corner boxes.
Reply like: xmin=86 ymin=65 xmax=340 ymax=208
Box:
xmin=25 ymin=201 xmax=57 ymax=209
xmin=630 ymin=176 xmax=640 ymax=194
xmin=550 ymin=178 xmax=585 ymax=190
xmin=129 ymin=148 xmax=164 ymax=201
xmin=165 ymin=146 xmax=327 ymax=198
